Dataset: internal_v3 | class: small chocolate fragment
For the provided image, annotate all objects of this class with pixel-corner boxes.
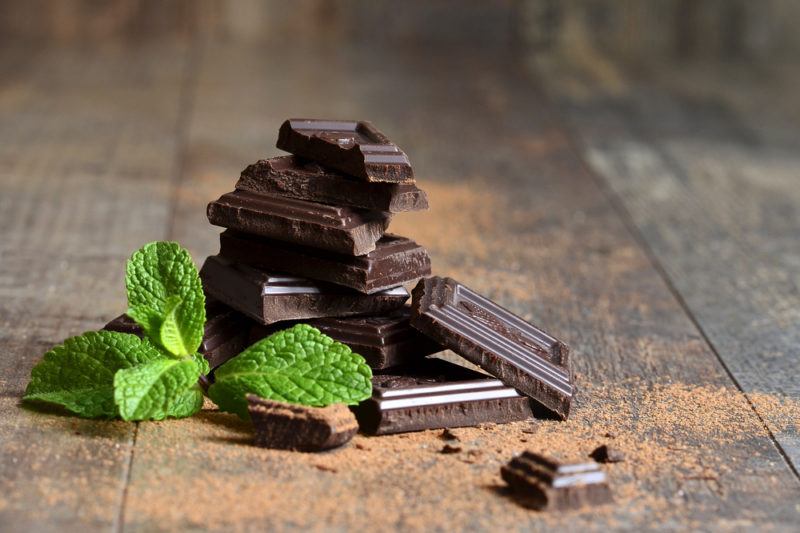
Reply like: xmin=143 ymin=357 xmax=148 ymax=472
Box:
xmin=353 ymin=358 xmax=534 ymax=435
xmin=199 ymin=255 xmax=408 ymax=325
xmin=247 ymin=395 xmax=358 ymax=452
xmin=589 ymin=445 xmax=625 ymax=464
xmin=219 ymin=230 xmax=431 ymax=294
xmin=410 ymin=276 xmax=574 ymax=419
xmin=103 ymin=314 xmax=143 ymax=336
xmin=440 ymin=444 xmax=462 ymax=454
xmin=237 ymin=156 xmax=428 ymax=213
xmin=501 ymin=452 xmax=613 ymax=511
xmin=277 ymin=119 xmax=413 ymax=183
xmin=207 ymin=189 xmax=390 ymax=256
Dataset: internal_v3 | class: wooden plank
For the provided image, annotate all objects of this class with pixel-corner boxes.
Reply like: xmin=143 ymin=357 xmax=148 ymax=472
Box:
xmin=120 ymin=42 xmax=800 ymax=531
xmin=0 ymin=43 xmax=189 ymax=531
xmin=544 ymin=63 xmax=800 ymax=474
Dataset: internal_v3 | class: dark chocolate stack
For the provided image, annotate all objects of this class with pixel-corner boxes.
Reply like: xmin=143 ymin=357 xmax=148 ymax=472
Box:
xmin=200 ymin=119 xmax=438 ymax=370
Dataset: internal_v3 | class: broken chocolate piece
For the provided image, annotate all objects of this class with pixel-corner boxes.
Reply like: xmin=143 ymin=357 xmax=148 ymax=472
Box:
xmin=237 ymin=156 xmax=428 ymax=213
xmin=409 ymin=276 xmax=574 ymax=419
xmin=276 ymin=119 xmax=413 ymax=183
xmin=219 ymin=229 xmax=431 ymax=294
xmin=501 ymin=452 xmax=613 ymax=510
xmin=199 ymin=255 xmax=408 ymax=325
xmin=589 ymin=445 xmax=625 ymax=464
xmin=207 ymin=189 xmax=390 ymax=256
xmin=247 ymin=395 xmax=358 ymax=452
xmin=353 ymin=358 xmax=534 ymax=435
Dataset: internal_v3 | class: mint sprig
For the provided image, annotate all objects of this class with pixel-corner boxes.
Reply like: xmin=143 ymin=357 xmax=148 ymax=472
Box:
xmin=209 ymin=324 xmax=373 ymax=419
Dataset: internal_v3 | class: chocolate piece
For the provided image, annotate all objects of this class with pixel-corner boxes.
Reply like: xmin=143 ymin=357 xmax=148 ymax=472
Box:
xmin=353 ymin=358 xmax=534 ymax=435
xmin=276 ymin=119 xmax=413 ymax=183
xmin=409 ymin=277 xmax=574 ymax=419
xmin=589 ymin=445 xmax=625 ymax=464
xmin=247 ymin=395 xmax=358 ymax=452
xmin=237 ymin=156 xmax=428 ymax=213
xmin=501 ymin=452 xmax=613 ymax=510
xmin=207 ymin=190 xmax=390 ymax=256
xmin=249 ymin=307 xmax=442 ymax=370
xmin=219 ymin=230 xmax=431 ymax=294
xmin=102 ymin=299 xmax=253 ymax=370
xmin=199 ymin=255 xmax=408 ymax=325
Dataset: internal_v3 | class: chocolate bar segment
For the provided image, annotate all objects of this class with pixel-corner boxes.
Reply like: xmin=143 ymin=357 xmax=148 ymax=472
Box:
xmin=200 ymin=255 xmax=409 ymax=325
xmin=353 ymin=358 xmax=534 ymax=435
xmin=247 ymin=395 xmax=359 ymax=452
xmin=207 ymin=189 xmax=390 ymax=256
xmin=237 ymin=156 xmax=428 ymax=213
xmin=501 ymin=452 xmax=613 ymax=510
xmin=219 ymin=230 xmax=431 ymax=294
xmin=277 ymin=119 xmax=413 ymax=183
xmin=409 ymin=277 xmax=574 ymax=419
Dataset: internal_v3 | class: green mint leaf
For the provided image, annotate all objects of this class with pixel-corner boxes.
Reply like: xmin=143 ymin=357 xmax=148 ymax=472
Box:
xmin=24 ymin=331 xmax=163 ymax=418
xmin=208 ymin=324 xmax=372 ymax=419
xmin=191 ymin=352 xmax=210 ymax=375
xmin=114 ymin=357 xmax=202 ymax=421
xmin=125 ymin=241 xmax=205 ymax=356
xmin=165 ymin=383 xmax=204 ymax=418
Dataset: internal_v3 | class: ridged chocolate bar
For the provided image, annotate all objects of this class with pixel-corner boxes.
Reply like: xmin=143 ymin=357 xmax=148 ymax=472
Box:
xmin=501 ymin=452 xmax=613 ymax=510
xmin=199 ymin=255 xmax=409 ymax=325
xmin=409 ymin=277 xmax=574 ymax=419
xmin=102 ymin=299 xmax=253 ymax=369
xmin=237 ymin=156 xmax=428 ymax=213
xmin=353 ymin=359 xmax=534 ymax=435
xmin=276 ymin=119 xmax=413 ymax=183
xmin=219 ymin=229 xmax=431 ymax=294
xmin=207 ymin=189 xmax=391 ymax=256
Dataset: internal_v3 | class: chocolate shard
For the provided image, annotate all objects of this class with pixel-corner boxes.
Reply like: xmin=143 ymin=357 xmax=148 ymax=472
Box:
xmin=353 ymin=358 xmax=534 ymax=435
xmin=219 ymin=230 xmax=431 ymax=295
xmin=247 ymin=395 xmax=359 ymax=452
xmin=276 ymin=119 xmax=414 ymax=183
xmin=409 ymin=276 xmax=574 ymax=419
xmin=237 ymin=156 xmax=428 ymax=213
xmin=501 ymin=452 xmax=613 ymax=510
xmin=589 ymin=445 xmax=625 ymax=464
xmin=249 ymin=307 xmax=442 ymax=370
xmin=207 ymin=189 xmax=391 ymax=256
xmin=199 ymin=255 xmax=409 ymax=325
xmin=102 ymin=298 xmax=253 ymax=370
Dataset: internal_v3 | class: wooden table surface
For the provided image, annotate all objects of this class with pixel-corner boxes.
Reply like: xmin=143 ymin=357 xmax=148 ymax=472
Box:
xmin=1 ymin=40 xmax=798 ymax=532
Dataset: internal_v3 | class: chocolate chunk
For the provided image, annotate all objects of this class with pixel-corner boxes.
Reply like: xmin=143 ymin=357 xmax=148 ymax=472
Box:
xmin=440 ymin=444 xmax=462 ymax=454
xmin=219 ymin=230 xmax=431 ymax=295
xmin=237 ymin=156 xmax=428 ymax=213
xmin=353 ymin=358 xmax=534 ymax=435
xmin=276 ymin=119 xmax=413 ymax=183
xmin=589 ymin=445 xmax=625 ymax=464
xmin=199 ymin=255 xmax=408 ymax=325
xmin=501 ymin=452 xmax=613 ymax=510
xmin=103 ymin=298 xmax=253 ymax=370
xmin=250 ymin=307 xmax=441 ymax=370
xmin=409 ymin=276 xmax=574 ymax=419
xmin=207 ymin=189 xmax=390 ymax=256
xmin=247 ymin=395 xmax=358 ymax=452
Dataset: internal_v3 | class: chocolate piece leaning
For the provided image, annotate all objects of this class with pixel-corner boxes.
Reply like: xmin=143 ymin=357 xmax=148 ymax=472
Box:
xmin=237 ymin=156 xmax=428 ymax=213
xmin=409 ymin=276 xmax=574 ymax=419
xmin=501 ymin=452 xmax=613 ymax=510
xmin=207 ymin=189 xmax=390 ymax=256
xmin=247 ymin=395 xmax=359 ymax=452
xmin=353 ymin=358 xmax=534 ymax=435
xmin=250 ymin=307 xmax=442 ymax=370
xmin=219 ymin=230 xmax=431 ymax=295
xmin=199 ymin=255 xmax=409 ymax=325
xmin=276 ymin=119 xmax=413 ymax=183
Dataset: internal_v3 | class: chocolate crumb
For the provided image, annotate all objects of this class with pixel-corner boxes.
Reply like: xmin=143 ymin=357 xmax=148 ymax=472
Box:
xmin=590 ymin=444 xmax=626 ymax=463
xmin=314 ymin=464 xmax=338 ymax=473
xmin=441 ymin=428 xmax=461 ymax=441
xmin=441 ymin=444 xmax=463 ymax=454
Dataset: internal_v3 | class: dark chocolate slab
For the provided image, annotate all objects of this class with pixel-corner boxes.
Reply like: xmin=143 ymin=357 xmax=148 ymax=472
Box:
xmin=237 ymin=156 xmax=428 ymax=213
xmin=353 ymin=358 xmax=534 ymax=435
xmin=207 ymin=189 xmax=391 ymax=256
xmin=219 ymin=229 xmax=431 ymax=294
xmin=409 ymin=276 xmax=574 ymax=419
xmin=199 ymin=255 xmax=409 ymax=325
xmin=276 ymin=119 xmax=413 ymax=183
xmin=501 ymin=452 xmax=613 ymax=510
